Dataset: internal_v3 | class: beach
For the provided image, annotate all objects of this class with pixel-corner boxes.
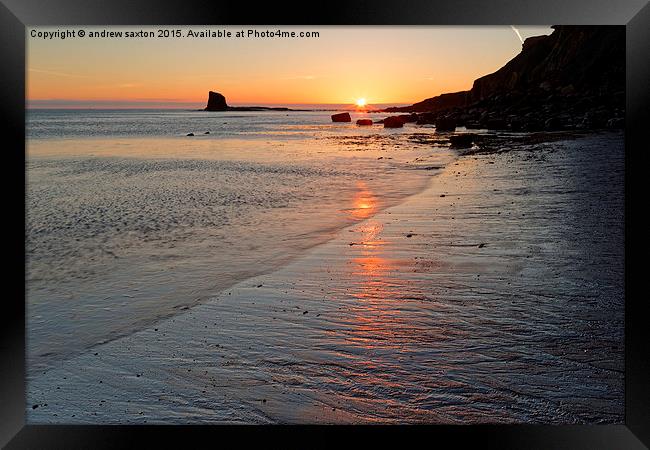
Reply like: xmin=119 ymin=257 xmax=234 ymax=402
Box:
xmin=27 ymin=130 xmax=624 ymax=424
xmin=26 ymin=110 xmax=457 ymax=373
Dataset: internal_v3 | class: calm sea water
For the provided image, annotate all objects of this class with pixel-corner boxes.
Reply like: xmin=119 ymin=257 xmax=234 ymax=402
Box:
xmin=27 ymin=108 xmax=456 ymax=372
xmin=27 ymin=106 xmax=401 ymax=140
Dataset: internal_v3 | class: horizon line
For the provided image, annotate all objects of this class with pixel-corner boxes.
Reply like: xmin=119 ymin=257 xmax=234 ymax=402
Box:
xmin=26 ymin=101 xmax=412 ymax=109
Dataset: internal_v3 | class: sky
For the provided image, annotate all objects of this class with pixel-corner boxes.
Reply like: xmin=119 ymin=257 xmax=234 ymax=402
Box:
xmin=27 ymin=26 xmax=552 ymax=108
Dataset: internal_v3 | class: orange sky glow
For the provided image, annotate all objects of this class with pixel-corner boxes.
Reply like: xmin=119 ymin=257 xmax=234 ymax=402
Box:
xmin=27 ymin=26 xmax=552 ymax=108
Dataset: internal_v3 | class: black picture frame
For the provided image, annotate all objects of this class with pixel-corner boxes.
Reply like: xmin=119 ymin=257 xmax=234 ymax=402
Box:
xmin=1 ymin=0 xmax=647 ymax=448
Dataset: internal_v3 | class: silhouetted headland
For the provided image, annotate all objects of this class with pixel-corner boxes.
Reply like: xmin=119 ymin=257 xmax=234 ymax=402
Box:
xmin=382 ymin=26 xmax=625 ymax=132
xmin=205 ymin=91 xmax=304 ymax=112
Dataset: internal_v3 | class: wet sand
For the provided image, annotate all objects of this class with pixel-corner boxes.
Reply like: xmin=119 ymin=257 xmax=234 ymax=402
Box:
xmin=27 ymin=134 xmax=447 ymax=372
xmin=28 ymin=131 xmax=624 ymax=424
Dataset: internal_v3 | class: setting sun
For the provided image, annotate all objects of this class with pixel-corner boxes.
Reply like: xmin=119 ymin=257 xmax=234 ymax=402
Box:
xmin=355 ymin=98 xmax=367 ymax=107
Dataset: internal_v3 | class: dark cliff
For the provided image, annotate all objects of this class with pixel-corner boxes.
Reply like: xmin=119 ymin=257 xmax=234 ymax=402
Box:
xmin=384 ymin=26 xmax=624 ymax=130
xmin=469 ymin=26 xmax=624 ymax=103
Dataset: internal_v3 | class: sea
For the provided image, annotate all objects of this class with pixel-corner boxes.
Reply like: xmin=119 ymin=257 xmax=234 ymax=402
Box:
xmin=26 ymin=107 xmax=457 ymax=373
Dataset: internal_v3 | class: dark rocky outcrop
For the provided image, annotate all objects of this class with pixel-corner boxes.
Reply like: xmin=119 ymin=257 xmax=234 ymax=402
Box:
xmin=449 ymin=134 xmax=476 ymax=148
xmin=205 ymin=91 xmax=296 ymax=112
xmin=356 ymin=119 xmax=373 ymax=126
xmin=206 ymin=91 xmax=228 ymax=111
xmin=486 ymin=119 xmax=508 ymax=131
xmin=374 ymin=114 xmax=419 ymax=128
xmin=383 ymin=26 xmax=625 ymax=131
xmin=332 ymin=112 xmax=351 ymax=122
xmin=392 ymin=91 xmax=469 ymax=115
xmin=397 ymin=113 xmax=419 ymax=123
xmin=435 ymin=118 xmax=457 ymax=132
xmin=383 ymin=116 xmax=405 ymax=128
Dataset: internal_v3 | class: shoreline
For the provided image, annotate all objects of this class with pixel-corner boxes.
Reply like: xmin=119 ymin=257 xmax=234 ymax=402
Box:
xmin=27 ymin=134 xmax=453 ymax=373
xmin=28 ymin=131 xmax=624 ymax=424
xmin=29 ymin=171 xmax=440 ymax=372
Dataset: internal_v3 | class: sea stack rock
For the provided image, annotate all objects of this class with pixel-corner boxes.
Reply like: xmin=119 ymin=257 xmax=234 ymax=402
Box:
xmin=331 ymin=112 xmax=351 ymax=122
xmin=205 ymin=91 xmax=229 ymax=111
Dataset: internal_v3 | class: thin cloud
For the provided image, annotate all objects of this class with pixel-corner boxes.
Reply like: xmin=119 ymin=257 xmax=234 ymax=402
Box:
xmin=28 ymin=68 xmax=90 ymax=78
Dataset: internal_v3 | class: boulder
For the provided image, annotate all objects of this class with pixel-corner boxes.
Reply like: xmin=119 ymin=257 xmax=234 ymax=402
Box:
xmin=398 ymin=113 xmax=418 ymax=123
xmin=435 ymin=118 xmax=456 ymax=132
xmin=524 ymin=120 xmax=544 ymax=131
xmin=384 ymin=116 xmax=404 ymax=128
xmin=416 ymin=113 xmax=437 ymax=125
xmin=544 ymin=117 xmax=563 ymax=130
xmin=560 ymin=84 xmax=575 ymax=95
xmin=356 ymin=119 xmax=373 ymax=126
xmin=449 ymin=134 xmax=476 ymax=148
xmin=606 ymin=117 xmax=624 ymax=129
xmin=205 ymin=91 xmax=229 ymax=111
xmin=539 ymin=81 xmax=553 ymax=91
xmin=579 ymin=110 xmax=608 ymax=129
xmin=508 ymin=119 xmax=523 ymax=131
xmin=486 ymin=118 xmax=508 ymax=130
xmin=331 ymin=112 xmax=351 ymax=122
xmin=187 ymin=133 xmax=194 ymax=136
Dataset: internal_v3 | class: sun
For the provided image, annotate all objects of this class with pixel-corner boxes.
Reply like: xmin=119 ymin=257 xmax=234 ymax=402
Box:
xmin=355 ymin=98 xmax=367 ymax=108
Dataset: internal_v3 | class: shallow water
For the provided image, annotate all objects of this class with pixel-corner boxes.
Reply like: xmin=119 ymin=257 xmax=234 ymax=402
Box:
xmin=27 ymin=108 xmax=403 ymax=140
xmin=27 ymin=109 xmax=457 ymax=372
xmin=27 ymin=132 xmax=625 ymax=424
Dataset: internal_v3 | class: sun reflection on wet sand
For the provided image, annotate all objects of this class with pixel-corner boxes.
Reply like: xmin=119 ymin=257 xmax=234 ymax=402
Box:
xmin=346 ymin=219 xmax=411 ymax=347
xmin=337 ymin=185 xmax=463 ymax=398
xmin=346 ymin=183 xmax=402 ymax=311
xmin=349 ymin=181 xmax=378 ymax=220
